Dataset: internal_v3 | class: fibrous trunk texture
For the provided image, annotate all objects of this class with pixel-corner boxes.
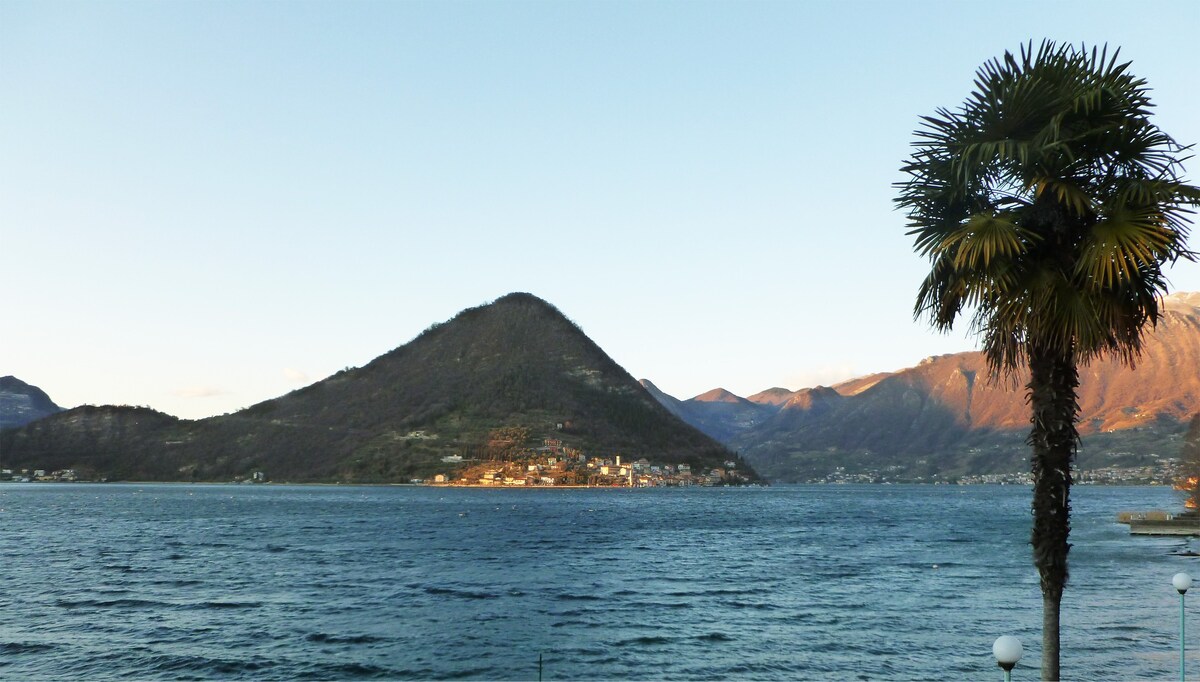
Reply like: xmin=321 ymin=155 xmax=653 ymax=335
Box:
xmin=1027 ymin=343 xmax=1079 ymax=682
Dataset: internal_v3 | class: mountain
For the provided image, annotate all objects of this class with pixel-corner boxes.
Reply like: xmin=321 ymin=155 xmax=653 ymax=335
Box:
xmin=636 ymin=382 xmax=777 ymax=442
xmin=638 ymin=379 xmax=690 ymax=422
xmin=746 ymin=388 xmax=796 ymax=407
xmin=0 ymin=293 xmax=757 ymax=483
xmin=647 ymin=291 xmax=1200 ymax=482
xmin=677 ymin=388 xmax=775 ymax=442
xmin=0 ymin=376 xmax=64 ymax=429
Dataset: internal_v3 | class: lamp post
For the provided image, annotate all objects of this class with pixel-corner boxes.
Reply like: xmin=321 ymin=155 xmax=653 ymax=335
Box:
xmin=1175 ymin=572 xmax=1192 ymax=682
xmin=993 ymin=635 xmax=1022 ymax=682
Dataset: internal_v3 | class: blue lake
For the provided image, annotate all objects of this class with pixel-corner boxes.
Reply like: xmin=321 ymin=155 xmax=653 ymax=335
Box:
xmin=1 ymin=483 xmax=1197 ymax=680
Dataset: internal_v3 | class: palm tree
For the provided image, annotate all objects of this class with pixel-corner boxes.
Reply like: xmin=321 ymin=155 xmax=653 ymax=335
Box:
xmin=896 ymin=41 xmax=1198 ymax=680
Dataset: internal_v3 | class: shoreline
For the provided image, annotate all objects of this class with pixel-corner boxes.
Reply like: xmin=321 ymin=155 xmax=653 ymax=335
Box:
xmin=0 ymin=480 xmax=743 ymax=489
xmin=0 ymin=479 xmax=1174 ymax=488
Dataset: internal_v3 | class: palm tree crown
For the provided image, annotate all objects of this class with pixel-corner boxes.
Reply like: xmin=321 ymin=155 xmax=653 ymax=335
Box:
xmin=897 ymin=40 xmax=1197 ymax=374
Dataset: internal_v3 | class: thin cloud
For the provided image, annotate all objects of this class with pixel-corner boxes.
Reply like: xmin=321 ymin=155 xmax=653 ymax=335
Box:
xmin=282 ymin=368 xmax=309 ymax=383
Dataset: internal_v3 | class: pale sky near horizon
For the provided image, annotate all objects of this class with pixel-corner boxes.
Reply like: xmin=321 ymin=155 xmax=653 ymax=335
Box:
xmin=3 ymin=0 xmax=1199 ymax=420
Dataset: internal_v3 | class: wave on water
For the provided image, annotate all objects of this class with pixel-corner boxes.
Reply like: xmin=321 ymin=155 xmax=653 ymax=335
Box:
xmin=613 ymin=635 xmax=676 ymax=647
xmin=550 ymin=619 xmax=600 ymax=629
xmin=663 ymin=586 xmax=771 ymax=597
xmin=554 ymin=593 xmax=605 ymax=601
xmin=695 ymin=632 xmax=735 ymax=642
xmin=422 ymin=585 xmax=498 ymax=600
xmin=721 ymin=599 xmax=778 ymax=610
xmin=716 ymin=661 xmax=812 ymax=676
xmin=609 ymin=599 xmax=691 ymax=610
xmin=304 ymin=633 xmax=385 ymax=645
xmin=149 ymin=578 xmax=203 ymax=587
xmin=188 ymin=600 xmax=263 ymax=610
xmin=295 ymin=661 xmax=405 ymax=679
xmin=102 ymin=563 xmax=137 ymax=573
xmin=0 ymin=642 xmax=56 ymax=654
xmin=140 ymin=653 xmax=274 ymax=677
xmin=439 ymin=666 xmax=507 ymax=680
xmin=54 ymin=597 xmax=165 ymax=610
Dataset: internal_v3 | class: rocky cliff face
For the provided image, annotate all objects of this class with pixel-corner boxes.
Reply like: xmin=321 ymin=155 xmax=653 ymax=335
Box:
xmin=0 ymin=376 xmax=64 ymax=429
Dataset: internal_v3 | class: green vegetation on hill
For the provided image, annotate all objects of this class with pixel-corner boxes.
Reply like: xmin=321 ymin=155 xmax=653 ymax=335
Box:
xmin=1 ymin=294 xmax=757 ymax=483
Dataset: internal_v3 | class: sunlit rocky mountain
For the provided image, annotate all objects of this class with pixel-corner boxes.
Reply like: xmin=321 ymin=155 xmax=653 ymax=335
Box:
xmin=646 ymin=292 xmax=1200 ymax=482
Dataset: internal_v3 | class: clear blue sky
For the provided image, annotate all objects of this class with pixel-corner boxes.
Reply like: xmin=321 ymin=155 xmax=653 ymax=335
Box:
xmin=3 ymin=0 xmax=1198 ymax=419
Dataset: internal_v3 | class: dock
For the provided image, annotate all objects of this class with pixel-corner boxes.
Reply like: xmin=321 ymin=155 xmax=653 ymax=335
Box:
xmin=1118 ymin=510 xmax=1200 ymax=536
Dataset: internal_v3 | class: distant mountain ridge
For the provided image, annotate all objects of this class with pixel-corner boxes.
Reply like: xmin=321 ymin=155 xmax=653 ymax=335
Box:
xmin=0 ymin=376 xmax=64 ymax=429
xmin=10 ymin=292 xmax=1197 ymax=484
xmin=1 ymin=294 xmax=757 ymax=482
xmin=638 ymin=382 xmax=776 ymax=443
xmin=644 ymin=291 xmax=1200 ymax=482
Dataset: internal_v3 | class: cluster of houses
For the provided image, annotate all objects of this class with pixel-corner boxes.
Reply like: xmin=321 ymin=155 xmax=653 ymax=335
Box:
xmin=1075 ymin=462 xmax=1179 ymax=486
xmin=953 ymin=466 xmax=1174 ymax=486
xmin=1 ymin=468 xmax=81 ymax=482
xmin=426 ymin=440 xmax=749 ymax=487
xmin=816 ymin=459 xmax=1185 ymax=486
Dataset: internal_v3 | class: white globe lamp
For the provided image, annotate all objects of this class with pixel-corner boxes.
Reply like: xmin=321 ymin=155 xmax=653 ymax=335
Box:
xmin=993 ymin=635 xmax=1022 ymax=681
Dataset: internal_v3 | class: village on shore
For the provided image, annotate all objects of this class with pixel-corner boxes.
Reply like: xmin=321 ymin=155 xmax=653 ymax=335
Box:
xmin=421 ymin=437 xmax=753 ymax=487
xmin=0 ymin=459 xmax=1186 ymax=487
xmin=814 ymin=456 xmax=1186 ymax=486
xmin=0 ymin=443 xmax=1185 ymax=488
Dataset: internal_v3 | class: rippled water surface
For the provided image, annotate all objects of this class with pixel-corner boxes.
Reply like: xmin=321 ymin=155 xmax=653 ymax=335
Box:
xmin=2 ymin=483 xmax=1197 ymax=680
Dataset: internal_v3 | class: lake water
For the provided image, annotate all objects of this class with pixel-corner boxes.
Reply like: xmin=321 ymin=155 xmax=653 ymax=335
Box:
xmin=1 ymin=483 xmax=1197 ymax=680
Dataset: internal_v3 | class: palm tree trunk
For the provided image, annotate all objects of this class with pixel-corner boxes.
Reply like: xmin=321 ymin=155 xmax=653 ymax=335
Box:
xmin=1041 ymin=591 xmax=1061 ymax=682
xmin=1027 ymin=343 xmax=1079 ymax=682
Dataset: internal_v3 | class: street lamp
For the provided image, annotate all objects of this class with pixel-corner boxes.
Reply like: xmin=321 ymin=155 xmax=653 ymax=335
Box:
xmin=1176 ymin=572 xmax=1192 ymax=682
xmin=993 ymin=635 xmax=1022 ymax=682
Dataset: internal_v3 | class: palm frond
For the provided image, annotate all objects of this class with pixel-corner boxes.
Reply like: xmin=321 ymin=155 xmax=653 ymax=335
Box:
xmin=1077 ymin=208 xmax=1177 ymax=288
xmin=940 ymin=213 xmax=1036 ymax=270
xmin=896 ymin=39 xmax=1199 ymax=375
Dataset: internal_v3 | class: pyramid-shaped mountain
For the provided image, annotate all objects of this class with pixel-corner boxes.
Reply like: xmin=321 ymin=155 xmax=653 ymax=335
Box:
xmin=2 ymin=293 xmax=754 ymax=482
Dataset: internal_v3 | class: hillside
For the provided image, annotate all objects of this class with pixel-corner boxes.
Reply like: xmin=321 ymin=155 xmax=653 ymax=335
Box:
xmin=642 ymin=386 xmax=776 ymax=443
xmin=648 ymin=292 xmax=1200 ymax=482
xmin=0 ymin=376 xmax=64 ymax=429
xmin=1 ymin=293 xmax=756 ymax=483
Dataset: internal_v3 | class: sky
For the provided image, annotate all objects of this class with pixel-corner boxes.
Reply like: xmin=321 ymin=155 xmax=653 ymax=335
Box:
xmin=3 ymin=0 xmax=1199 ymax=420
